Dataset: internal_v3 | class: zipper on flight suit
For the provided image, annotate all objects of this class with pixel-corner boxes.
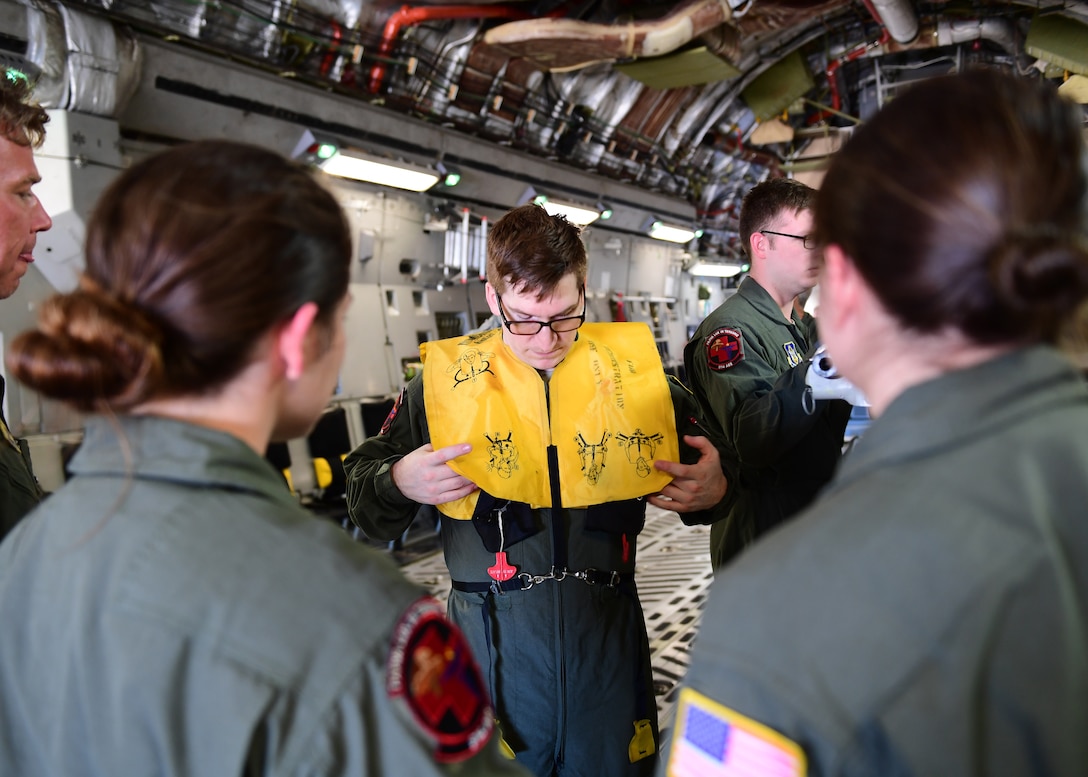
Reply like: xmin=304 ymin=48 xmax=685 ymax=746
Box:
xmin=543 ymin=379 xmax=569 ymax=770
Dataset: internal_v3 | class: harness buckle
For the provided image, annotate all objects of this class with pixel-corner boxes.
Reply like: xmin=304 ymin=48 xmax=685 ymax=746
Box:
xmin=578 ymin=568 xmax=623 ymax=587
xmin=514 ymin=567 xmax=623 ymax=589
xmin=517 ymin=572 xmax=551 ymax=590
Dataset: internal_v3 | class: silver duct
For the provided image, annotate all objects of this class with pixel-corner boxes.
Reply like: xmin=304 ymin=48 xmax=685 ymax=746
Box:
xmin=935 ymin=17 xmax=1017 ymax=57
xmin=869 ymin=0 xmax=919 ymax=44
xmin=301 ymin=0 xmax=366 ymax=29
xmin=22 ymin=0 xmax=140 ymax=115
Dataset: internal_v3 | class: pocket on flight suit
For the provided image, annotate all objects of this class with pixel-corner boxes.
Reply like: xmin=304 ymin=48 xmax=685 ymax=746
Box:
xmin=470 ymin=491 xmax=540 ymax=552
xmin=584 ymin=497 xmax=646 ymax=535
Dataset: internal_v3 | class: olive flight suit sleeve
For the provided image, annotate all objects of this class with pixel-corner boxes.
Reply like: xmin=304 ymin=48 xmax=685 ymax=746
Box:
xmin=0 ymin=438 xmax=43 ymax=542
xmin=0 ymin=376 xmax=44 ymax=541
xmin=285 ymin=599 xmax=533 ymax=777
xmin=693 ymin=328 xmax=837 ymax=469
xmin=668 ymin=376 xmax=736 ymax=525
xmin=344 ymin=374 xmax=430 ymax=542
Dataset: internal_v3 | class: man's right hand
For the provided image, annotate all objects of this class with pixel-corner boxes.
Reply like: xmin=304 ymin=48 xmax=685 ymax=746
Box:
xmin=391 ymin=443 xmax=479 ymax=505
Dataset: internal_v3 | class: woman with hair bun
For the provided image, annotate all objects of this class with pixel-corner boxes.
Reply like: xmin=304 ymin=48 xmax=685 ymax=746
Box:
xmin=661 ymin=71 xmax=1088 ymax=776
xmin=0 ymin=140 xmax=527 ymax=777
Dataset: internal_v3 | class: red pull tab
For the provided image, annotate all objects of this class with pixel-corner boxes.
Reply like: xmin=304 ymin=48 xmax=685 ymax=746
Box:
xmin=488 ymin=552 xmax=517 ymax=582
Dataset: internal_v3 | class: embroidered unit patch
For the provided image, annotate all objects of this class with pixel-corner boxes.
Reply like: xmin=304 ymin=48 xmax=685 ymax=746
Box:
xmin=666 ymin=688 xmax=805 ymax=777
xmin=783 ymin=341 xmax=802 ymax=368
xmin=379 ymin=388 xmax=405 ymax=436
xmin=387 ymin=597 xmax=493 ymax=763
xmin=704 ymin=327 xmax=744 ymax=371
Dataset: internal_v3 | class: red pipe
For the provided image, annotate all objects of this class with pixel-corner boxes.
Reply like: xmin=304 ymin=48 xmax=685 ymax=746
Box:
xmin=320 ymin=20 xmax=342 ymax=77
xmin=813 ymin=0 xmax=891 ymax=120
xmin=369 ymin=4 xmax=535 ymax=94
xmin=823 ymin=27 xmax=890 ymax=114
xmin=859 ymin=0 xmax=884 ymax=27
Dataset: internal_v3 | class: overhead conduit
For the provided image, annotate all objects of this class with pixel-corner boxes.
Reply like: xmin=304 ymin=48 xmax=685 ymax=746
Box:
xmin=368 ymin=4 xmax=538 ymax=94
xmin=480 ymin=0 xmax=735 ymax=72
xmin=868 ymin=0 xmax=919 ymax=44
xmin=819 ymin=0 xmax=912 ymax=116
xmin=821 ymin=7 xmax=1019 ymax=116
xmin=823 ymin=26 xmax=890 ymax=115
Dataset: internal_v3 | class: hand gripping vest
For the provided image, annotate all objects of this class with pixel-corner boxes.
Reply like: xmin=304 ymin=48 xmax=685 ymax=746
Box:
xmin=422 ymin=322 xmax=679 ymax=519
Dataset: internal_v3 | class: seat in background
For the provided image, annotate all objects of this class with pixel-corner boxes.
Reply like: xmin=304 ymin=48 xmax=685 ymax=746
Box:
xmin=307 ymin=406 xmax=353 ymax=506
xmin=359 ymin=397 xmax=396 ymax=439
xmin=265 ymin=441 xmax=293 ymax=490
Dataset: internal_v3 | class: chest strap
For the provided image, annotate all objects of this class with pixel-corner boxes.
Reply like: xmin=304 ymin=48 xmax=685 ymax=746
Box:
xmin=452 ymin=567 xmax=633 ymax=594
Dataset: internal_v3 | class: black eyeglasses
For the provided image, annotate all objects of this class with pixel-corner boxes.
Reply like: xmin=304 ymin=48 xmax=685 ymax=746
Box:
xmin=496 ymin=286 xmax=587 ymax=336
xmin=760 ymin=230 xmax=817 ymax=250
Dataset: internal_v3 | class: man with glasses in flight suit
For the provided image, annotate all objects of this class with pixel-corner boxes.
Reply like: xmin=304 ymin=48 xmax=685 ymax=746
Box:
xmin=345 ymin=203 xmax=727 ymax=777
xmin=684 ymin=178 xmax=850 ymax=571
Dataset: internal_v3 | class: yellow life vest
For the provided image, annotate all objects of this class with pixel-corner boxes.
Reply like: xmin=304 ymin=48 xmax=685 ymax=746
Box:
xmin=422 ymin=322 xmax=678 ymax=519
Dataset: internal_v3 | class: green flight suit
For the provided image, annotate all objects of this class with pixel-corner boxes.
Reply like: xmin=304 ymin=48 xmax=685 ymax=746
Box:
xmin=683 ymin=277 xmax=850 ymax=569
xmin=345 ymin=330 xmax=721 ymax=777
xmin=664 ymin=346 xmax=1088 ymax=777
xmin=0 ymin=375 xmax=43 ymax=541
xmin=0 ymin=415 xmax=528 ymax=777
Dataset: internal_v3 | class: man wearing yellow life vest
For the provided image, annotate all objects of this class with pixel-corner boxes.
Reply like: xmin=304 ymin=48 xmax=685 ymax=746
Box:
xmin=345 ymin=203 xmax=728 ymax=777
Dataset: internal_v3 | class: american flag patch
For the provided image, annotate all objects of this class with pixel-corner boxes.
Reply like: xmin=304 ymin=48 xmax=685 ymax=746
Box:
xmin=666 ymin=688 xmax=805 ymax=777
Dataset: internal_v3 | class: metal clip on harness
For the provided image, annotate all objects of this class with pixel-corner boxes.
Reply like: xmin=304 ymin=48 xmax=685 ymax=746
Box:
xmin=516 ymin=567 xmax=621 ymax=590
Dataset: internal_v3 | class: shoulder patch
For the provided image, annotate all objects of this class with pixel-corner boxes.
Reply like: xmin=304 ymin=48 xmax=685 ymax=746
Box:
xmin=387 ymin=597 xmax=493 ymax=763
xmin=666 ymin=687 xmax=805 ymax=777
xmin=704 ymin=327 xmax=745 ymax=372
xmin=379 ymin=388 xmax=405 ymax=436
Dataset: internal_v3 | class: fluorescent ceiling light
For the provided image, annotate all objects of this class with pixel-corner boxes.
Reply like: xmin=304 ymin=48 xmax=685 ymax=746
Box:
xmin=533 ymin=195 xmax=601 ymax=226
xmin=689 ymin=262 xmax=744 ymax=278
xmin=649 ymin=220 xmax=700 ymax=243
xmin=318 ymin=147 xmax=440 ymax=192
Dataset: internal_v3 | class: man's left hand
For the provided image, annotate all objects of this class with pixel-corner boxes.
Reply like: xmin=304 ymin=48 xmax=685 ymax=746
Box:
xmin=648 ymin=435 xmax=727 ymax=513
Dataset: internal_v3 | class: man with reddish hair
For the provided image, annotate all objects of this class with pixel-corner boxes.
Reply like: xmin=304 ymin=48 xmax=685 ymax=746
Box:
xmin=0 ymin=69 xmax=52 ymax=539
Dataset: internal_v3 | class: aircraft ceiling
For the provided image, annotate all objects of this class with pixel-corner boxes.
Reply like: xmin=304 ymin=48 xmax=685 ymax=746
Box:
xmin=6 ymin=0 xmax=1088 ymax=261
